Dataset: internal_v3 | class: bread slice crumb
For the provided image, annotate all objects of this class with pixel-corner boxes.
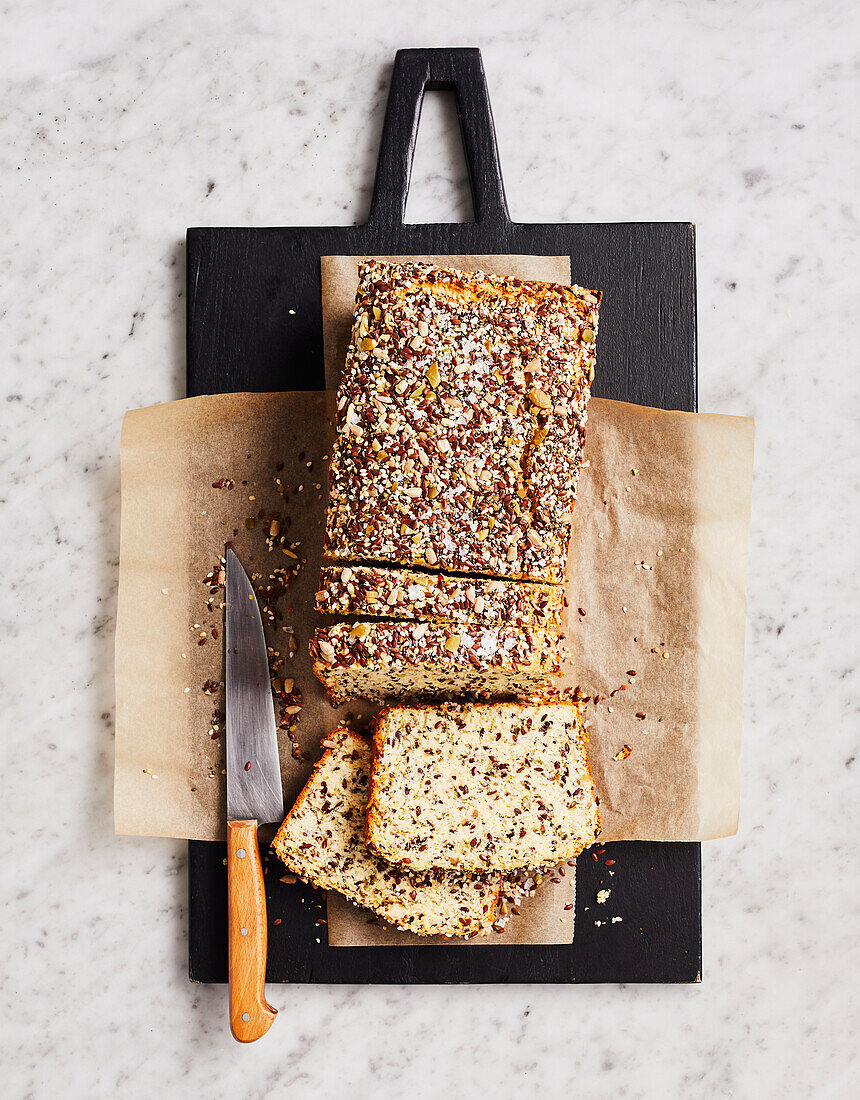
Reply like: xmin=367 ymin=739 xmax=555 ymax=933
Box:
xmin=366 ymin=701 xmax=600 ymax=873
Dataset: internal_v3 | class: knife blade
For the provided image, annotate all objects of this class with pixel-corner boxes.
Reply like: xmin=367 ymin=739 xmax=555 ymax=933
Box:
xmin=224 ymin=547 xmax=283 ymax=1042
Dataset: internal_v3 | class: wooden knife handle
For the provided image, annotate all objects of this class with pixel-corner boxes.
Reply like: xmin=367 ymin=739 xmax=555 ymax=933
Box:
xmin=227 ymin=819 xmax=277 ymax=1042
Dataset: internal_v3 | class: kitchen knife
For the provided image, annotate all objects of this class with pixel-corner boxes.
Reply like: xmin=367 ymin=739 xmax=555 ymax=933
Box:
xmin=224 ymin=547 xmax=284 ymax=1042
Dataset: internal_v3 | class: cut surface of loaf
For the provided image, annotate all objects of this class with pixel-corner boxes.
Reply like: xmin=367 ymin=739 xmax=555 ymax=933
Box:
xmin=324 ymin=260 xmax=600 ymax=584
xmin=271 ymin=727 xmax=501 ymax=938
xmin=366 ymin=702 xmax=600 ymax=873
xmin=315 ymin=563 xmax=564 ymax=627
xmin=310 ymin=621 xmax=566 ymax=704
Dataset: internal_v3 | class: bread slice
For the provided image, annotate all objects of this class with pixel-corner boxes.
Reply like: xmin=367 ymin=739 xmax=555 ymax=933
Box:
xmin=310 ymin=620 xmax=566 ymax=704
xmin=324 ymin=260 xmax=600 ymax=584
xmin=271 ymin=727 xmax=501 ymax=938
xmin=315 ymin=563 xmax=564 ymax=627
xmin=366 ymin=702 xmax=600 ymax=873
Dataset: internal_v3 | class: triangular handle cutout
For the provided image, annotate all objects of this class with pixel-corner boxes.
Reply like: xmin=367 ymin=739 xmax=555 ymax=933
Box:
xmin=404 ymin=90 xmax=475 ymax=225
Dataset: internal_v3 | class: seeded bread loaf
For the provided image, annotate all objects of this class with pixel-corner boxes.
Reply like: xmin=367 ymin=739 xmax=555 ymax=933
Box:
xmin=366 ymin=702 xmax=600 ymax=873
xmin=324 ymin=260 xmax=600 ymax=584
xmin=310 ymin=621 xmax=566 ymax=704
xmin=315 ymin=563 xmax=564 ymax=627
xmin=271 ymin=727 xmax=501 ymax=938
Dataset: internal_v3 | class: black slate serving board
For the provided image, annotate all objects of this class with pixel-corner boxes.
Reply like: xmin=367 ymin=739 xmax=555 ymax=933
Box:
xmin=186 ymin=47 xmax=701 ymax=984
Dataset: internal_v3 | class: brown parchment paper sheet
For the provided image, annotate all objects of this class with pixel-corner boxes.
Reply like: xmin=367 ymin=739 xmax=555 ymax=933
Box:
xmin=114 ymin=254 xmax=752 ymax=948
xmin=320 ymin=254 xmax=579 ymax=944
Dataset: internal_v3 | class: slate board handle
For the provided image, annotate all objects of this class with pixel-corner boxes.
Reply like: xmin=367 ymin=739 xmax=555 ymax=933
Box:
xmin=368 ymin=47 xmax=511 ymax=229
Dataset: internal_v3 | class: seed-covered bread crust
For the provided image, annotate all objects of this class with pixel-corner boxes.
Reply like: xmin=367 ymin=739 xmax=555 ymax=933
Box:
xmin=271 ymin=727 xmax=501 ymax=938
xmin=324 ymin=260 xmax=600 ymax=584
xmin=366 ymin=702 xmax=600 ymax=873
xmin=315 ymin=563 xmax=564 ymax=627
xmin=310 ymin=621 xmax=566 ymax=704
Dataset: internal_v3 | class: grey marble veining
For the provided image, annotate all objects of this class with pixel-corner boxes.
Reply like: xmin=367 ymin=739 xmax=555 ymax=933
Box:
xmin=2 ymin=1 xmax=857 ymax=1096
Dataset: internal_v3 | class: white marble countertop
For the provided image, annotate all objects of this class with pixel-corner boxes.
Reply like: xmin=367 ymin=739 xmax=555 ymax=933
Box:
xmin=3 ymin=1 xmax=857 ymax=1095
